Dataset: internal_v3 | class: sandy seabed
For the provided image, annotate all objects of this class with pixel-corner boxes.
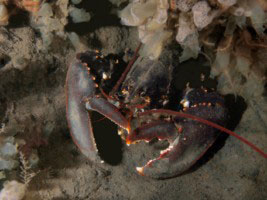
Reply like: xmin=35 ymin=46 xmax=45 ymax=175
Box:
xmin=0 ymin=0 xmax=266 ymax=199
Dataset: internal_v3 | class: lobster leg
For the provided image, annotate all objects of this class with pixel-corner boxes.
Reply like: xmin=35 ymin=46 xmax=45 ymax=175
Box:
xmin=66 ymin=58 xmax=129 ymax=162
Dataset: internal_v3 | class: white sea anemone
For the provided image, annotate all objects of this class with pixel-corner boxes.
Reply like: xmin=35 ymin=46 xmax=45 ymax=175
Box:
xmin=119 ymin=0 xmax=267 ymax=62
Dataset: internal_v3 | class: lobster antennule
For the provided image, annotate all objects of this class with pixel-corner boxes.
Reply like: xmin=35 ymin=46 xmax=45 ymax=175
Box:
xmin=139 ymin=109 xmax=267 ymax=158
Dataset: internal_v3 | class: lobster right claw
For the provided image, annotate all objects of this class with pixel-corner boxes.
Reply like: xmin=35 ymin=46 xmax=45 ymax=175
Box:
xmin=126 ymin=89 xmax=227 ymax=179
xmin=66 ymin=53 xmax=129 ymax=162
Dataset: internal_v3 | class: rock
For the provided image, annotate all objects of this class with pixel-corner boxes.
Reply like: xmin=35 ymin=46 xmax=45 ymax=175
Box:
xmin=69 ymin=6 xmax=91 ymax=23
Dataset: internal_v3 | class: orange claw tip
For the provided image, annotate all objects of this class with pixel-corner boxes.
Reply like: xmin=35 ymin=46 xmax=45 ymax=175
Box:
xmin=136 ymin=167 xmax=145 ymax=176
xmin=126 ymin=138 xmax=132 ymax=146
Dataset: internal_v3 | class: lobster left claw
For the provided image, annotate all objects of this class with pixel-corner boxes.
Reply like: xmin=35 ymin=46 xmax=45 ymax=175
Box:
xmin=126 ymin=89 xmax=227 ymax=179
xmin=66 ymin=53 xmax=129 ymax=162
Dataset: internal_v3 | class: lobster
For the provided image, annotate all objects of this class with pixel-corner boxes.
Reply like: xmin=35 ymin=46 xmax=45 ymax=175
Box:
xmin=65 ymin=47 xmax=266 ymax=179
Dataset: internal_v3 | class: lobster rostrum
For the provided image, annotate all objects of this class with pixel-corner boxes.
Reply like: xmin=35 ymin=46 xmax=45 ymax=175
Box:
xmin=66 ymin=48 xmax=267 ymax=179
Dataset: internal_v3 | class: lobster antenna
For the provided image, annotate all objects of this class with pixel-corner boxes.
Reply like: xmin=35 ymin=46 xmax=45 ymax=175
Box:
xmin=110 ymin=43 xmax=142 ymax=95
xmin=139 ymin=109 xmax=267 ymax=158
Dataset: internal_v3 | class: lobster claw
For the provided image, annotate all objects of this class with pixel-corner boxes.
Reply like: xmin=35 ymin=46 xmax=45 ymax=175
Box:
xmin=127 ymin=90 xmax=227 ymax=179
xmin=84 ymin=97 xmax=130 ymax=133
xmin=66 ymin=56 xmax=129 ymax=162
